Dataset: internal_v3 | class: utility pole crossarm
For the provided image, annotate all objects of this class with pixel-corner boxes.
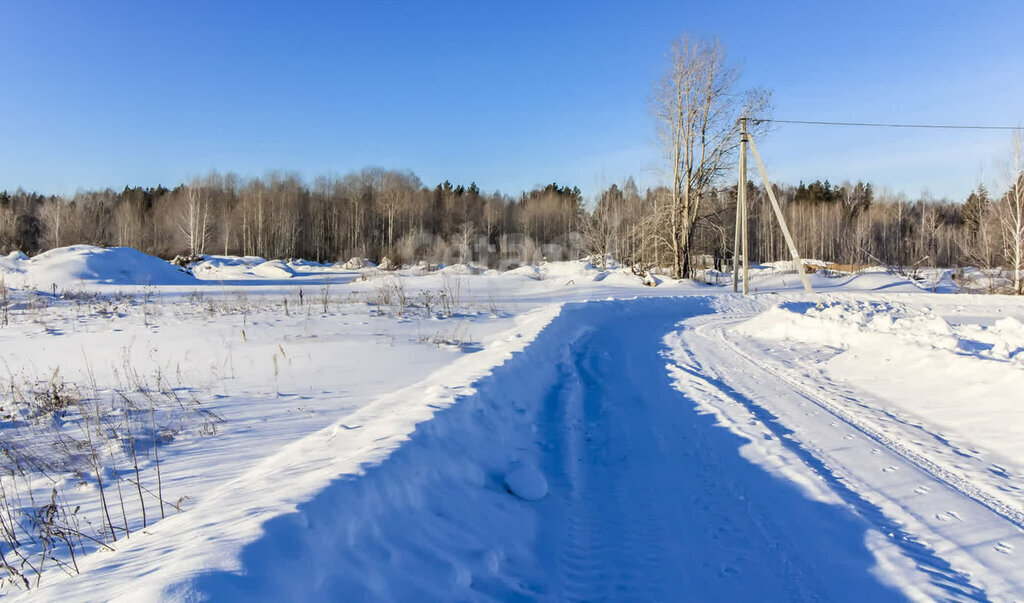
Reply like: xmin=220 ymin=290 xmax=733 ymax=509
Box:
xmin=746 ymin=135 xmax=814 ymax=294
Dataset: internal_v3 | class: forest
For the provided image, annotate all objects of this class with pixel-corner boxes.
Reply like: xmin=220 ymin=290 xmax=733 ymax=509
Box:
xmin=0 ymin=168 xmax=1012 ymax=281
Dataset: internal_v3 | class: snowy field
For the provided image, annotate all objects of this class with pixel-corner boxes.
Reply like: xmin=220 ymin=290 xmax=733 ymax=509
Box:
xmin=0 ymin=246 xmax=1022 ymax=601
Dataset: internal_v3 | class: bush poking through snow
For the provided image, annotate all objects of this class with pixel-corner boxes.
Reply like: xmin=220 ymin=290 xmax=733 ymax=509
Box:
xmin=0 ymin=362 xmax=225 ymax=592
xmin=170 ymin=254 xmax=203 ymax=269
xmin=371 ymin=278 xmax=408 ymax=317
xmin=30 ymin=369 xmax=79 ymax=420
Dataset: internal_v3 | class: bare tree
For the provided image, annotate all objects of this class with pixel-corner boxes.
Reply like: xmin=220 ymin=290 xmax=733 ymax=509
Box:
xmin=584 ymin=184 xmax=627 ymax=270
xmin=38 ymin=199 xmax=65 ymax=249
xmin=180 ymin=181 xmax=210 ymax=257
xmin=651 ymin=34 xmax=769 ymax=278
xmin=1001 ymin=133 xmax=1024 ymax=294
xmin=454 ymin=222 xmax=477 ymax=264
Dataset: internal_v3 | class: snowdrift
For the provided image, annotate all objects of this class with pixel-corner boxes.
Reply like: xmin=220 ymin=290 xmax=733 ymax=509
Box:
xmin=0 ymin=245 xmax=196 ymax=289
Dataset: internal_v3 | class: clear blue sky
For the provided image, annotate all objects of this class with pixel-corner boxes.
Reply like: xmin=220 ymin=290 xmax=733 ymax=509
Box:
xmin=2 ymin=0 xmax=1022 ymax=202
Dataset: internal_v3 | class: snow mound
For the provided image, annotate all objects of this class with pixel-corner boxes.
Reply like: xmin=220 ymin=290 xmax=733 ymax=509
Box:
xmin=831 ymin=272 xmax=921 ymax=292
xmin=738 ymin=300 xmax=957 ymax=351
xmin=340 ymin=257 xmax=375 ymax=270
xmin=2 ymin=245 xmax=196 ymax=288
xmin=0 ymin=251 xmax=28 ymax=277
xmin=191 ymin=256 xmax=266 ymax=278
xmin=643 ymin=273 xmax=662 ymax=287
xmin=505 ymin=265 xmax=543 ymax=279
xmin=503 ymin=464 xmax=548 ymax=501
xmin=739 ymin=299 xmax=1023 ymax=363
xmin=287 ymin=258 xmax=330 ymax=268
xmin=438 ymin=263 xmax=481 ymax=275
xmin=251 ymin=259 xmax=295 ymax=279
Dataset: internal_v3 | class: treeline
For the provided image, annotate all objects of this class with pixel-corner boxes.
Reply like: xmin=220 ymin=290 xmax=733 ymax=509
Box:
xmin=589 ymin=178 xmax=1016 ymax=276
xmin=0 ymin=169 xmax=585 ymax=266
xmin=0 ymin=171 xmax=1018 ymax=280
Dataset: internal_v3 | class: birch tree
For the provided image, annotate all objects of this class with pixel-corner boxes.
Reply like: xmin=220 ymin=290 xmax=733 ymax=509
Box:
xmin=180 ymin=181 xmax=210 ymax=257
xmin=1001 ymin=133 xmax=1024 ymax=294
xmin=652 ymin=34 xmax=769 ymax=278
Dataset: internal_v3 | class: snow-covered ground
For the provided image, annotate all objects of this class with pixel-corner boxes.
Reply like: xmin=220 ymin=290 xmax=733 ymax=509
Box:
xmin=1 ymin=246 xmax=1022 ymax=600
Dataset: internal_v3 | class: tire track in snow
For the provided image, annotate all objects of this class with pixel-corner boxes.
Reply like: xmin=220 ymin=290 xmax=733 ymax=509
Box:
xmin=707 ymin=316 xmax=1024 ymax=534
xmin=543 ymin=341 xmax=672 ymax=601
xmin=533 ymin=299 xmax=904 ymax=602
xmin=671 ymin=308 xmax=1024 ymax=599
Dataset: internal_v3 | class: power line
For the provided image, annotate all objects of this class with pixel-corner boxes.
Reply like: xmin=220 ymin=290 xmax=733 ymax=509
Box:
xmin=750 ymin=118 xmax=1022 ymax=131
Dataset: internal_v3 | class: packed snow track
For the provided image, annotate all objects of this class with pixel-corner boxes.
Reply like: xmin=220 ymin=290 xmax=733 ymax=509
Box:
xmin=182 ymin=298 xmax=965 ymax=601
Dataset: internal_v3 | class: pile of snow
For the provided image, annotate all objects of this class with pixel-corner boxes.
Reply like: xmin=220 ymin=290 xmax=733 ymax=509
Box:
xmin=193 ymin=256 xmax=327 ymax=280
xmin=437 ymin=263 xmax=481 ymax=275
xmin=339 ymin=257 xmax=375 ymax=270
xmin=737 ymin=300 xmax=960 ymax=352
xmin=378 ymin=257 xmax=398 ymax=271
xmin=0 ymin=250 xmax=28 ymax=277
xmin=251 ymin=259 xmax=295 ymax=279
xmin=0 ymin=245 xmax=196 ymax=288
xmin=738 ymin=299 xmax=1024 ymax=363
xmin=287 ymin=258 xmax=331 ymax=268
xmin=194 ymin=255 xmax=267 ymax=268
xmin=506 ymin=265 xmax=544 ymax=279
xmin=191 ymin=256 xmax=272 ymax=280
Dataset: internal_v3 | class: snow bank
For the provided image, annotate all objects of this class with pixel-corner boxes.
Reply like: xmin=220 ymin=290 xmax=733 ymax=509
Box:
xmin=0 ymin=245 xmax=196 ymax=289
xmin=738 ymin=299 xmax=1024 ymax=362
xmin=26 ymin=304 xmax=565 ymax=601
xmin=737 ymin=300 xmax=962 ymax=352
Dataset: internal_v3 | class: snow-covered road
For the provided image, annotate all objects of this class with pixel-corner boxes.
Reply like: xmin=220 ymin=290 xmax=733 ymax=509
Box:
xmin=174 ymin=298 xmax=999 ymax=601
xmin=22 ymin=292 xmax=1024 ymax=601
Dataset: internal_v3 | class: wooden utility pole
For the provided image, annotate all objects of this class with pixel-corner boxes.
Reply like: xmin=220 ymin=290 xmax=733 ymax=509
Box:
xmin=733 ymin=117 xmax=746 ymax=292
xmin=740 ymin=118 xmax=749 ymax=295
xmin=733 ymin=118 xmax=813 ymax=295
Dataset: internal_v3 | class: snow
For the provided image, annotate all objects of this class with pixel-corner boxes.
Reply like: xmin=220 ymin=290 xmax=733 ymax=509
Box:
xmin=339 ymin=257 xmax=375 ymax=270
xmin=437 ymin=263 xmax=483 ymax=275
xmin=503 ymin=464 xmax=548 ymax=501
xmin=250 ymin=259 xmax=295 ymax=278
xmin=1 ymin=246 xmax=1023 ymax=600
xmin=0 ymin=245 xmax=196 ymax=289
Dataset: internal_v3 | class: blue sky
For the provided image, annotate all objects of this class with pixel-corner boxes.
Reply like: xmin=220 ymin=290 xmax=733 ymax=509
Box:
xmin=2 ymin=0 xmax=1022 ymax=202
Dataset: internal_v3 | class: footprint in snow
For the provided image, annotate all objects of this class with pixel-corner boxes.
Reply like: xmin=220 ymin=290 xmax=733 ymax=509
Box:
xmin=882 ymin=466 xmax=898 ymax=473
xmin=870 ymin=448 xmax=882 ymax=455
xmin=719 ymin=565 xmax=739 ymax=577
xmin=988 ymin=465 xmax=1011 ymax=479
xmin=994 ymin=542 xmax=1014 ymax=555
xmin=843 ymin=434 xmax=855 ymax=440
xmin=913 ymin=485 xmax=930 ymax=495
